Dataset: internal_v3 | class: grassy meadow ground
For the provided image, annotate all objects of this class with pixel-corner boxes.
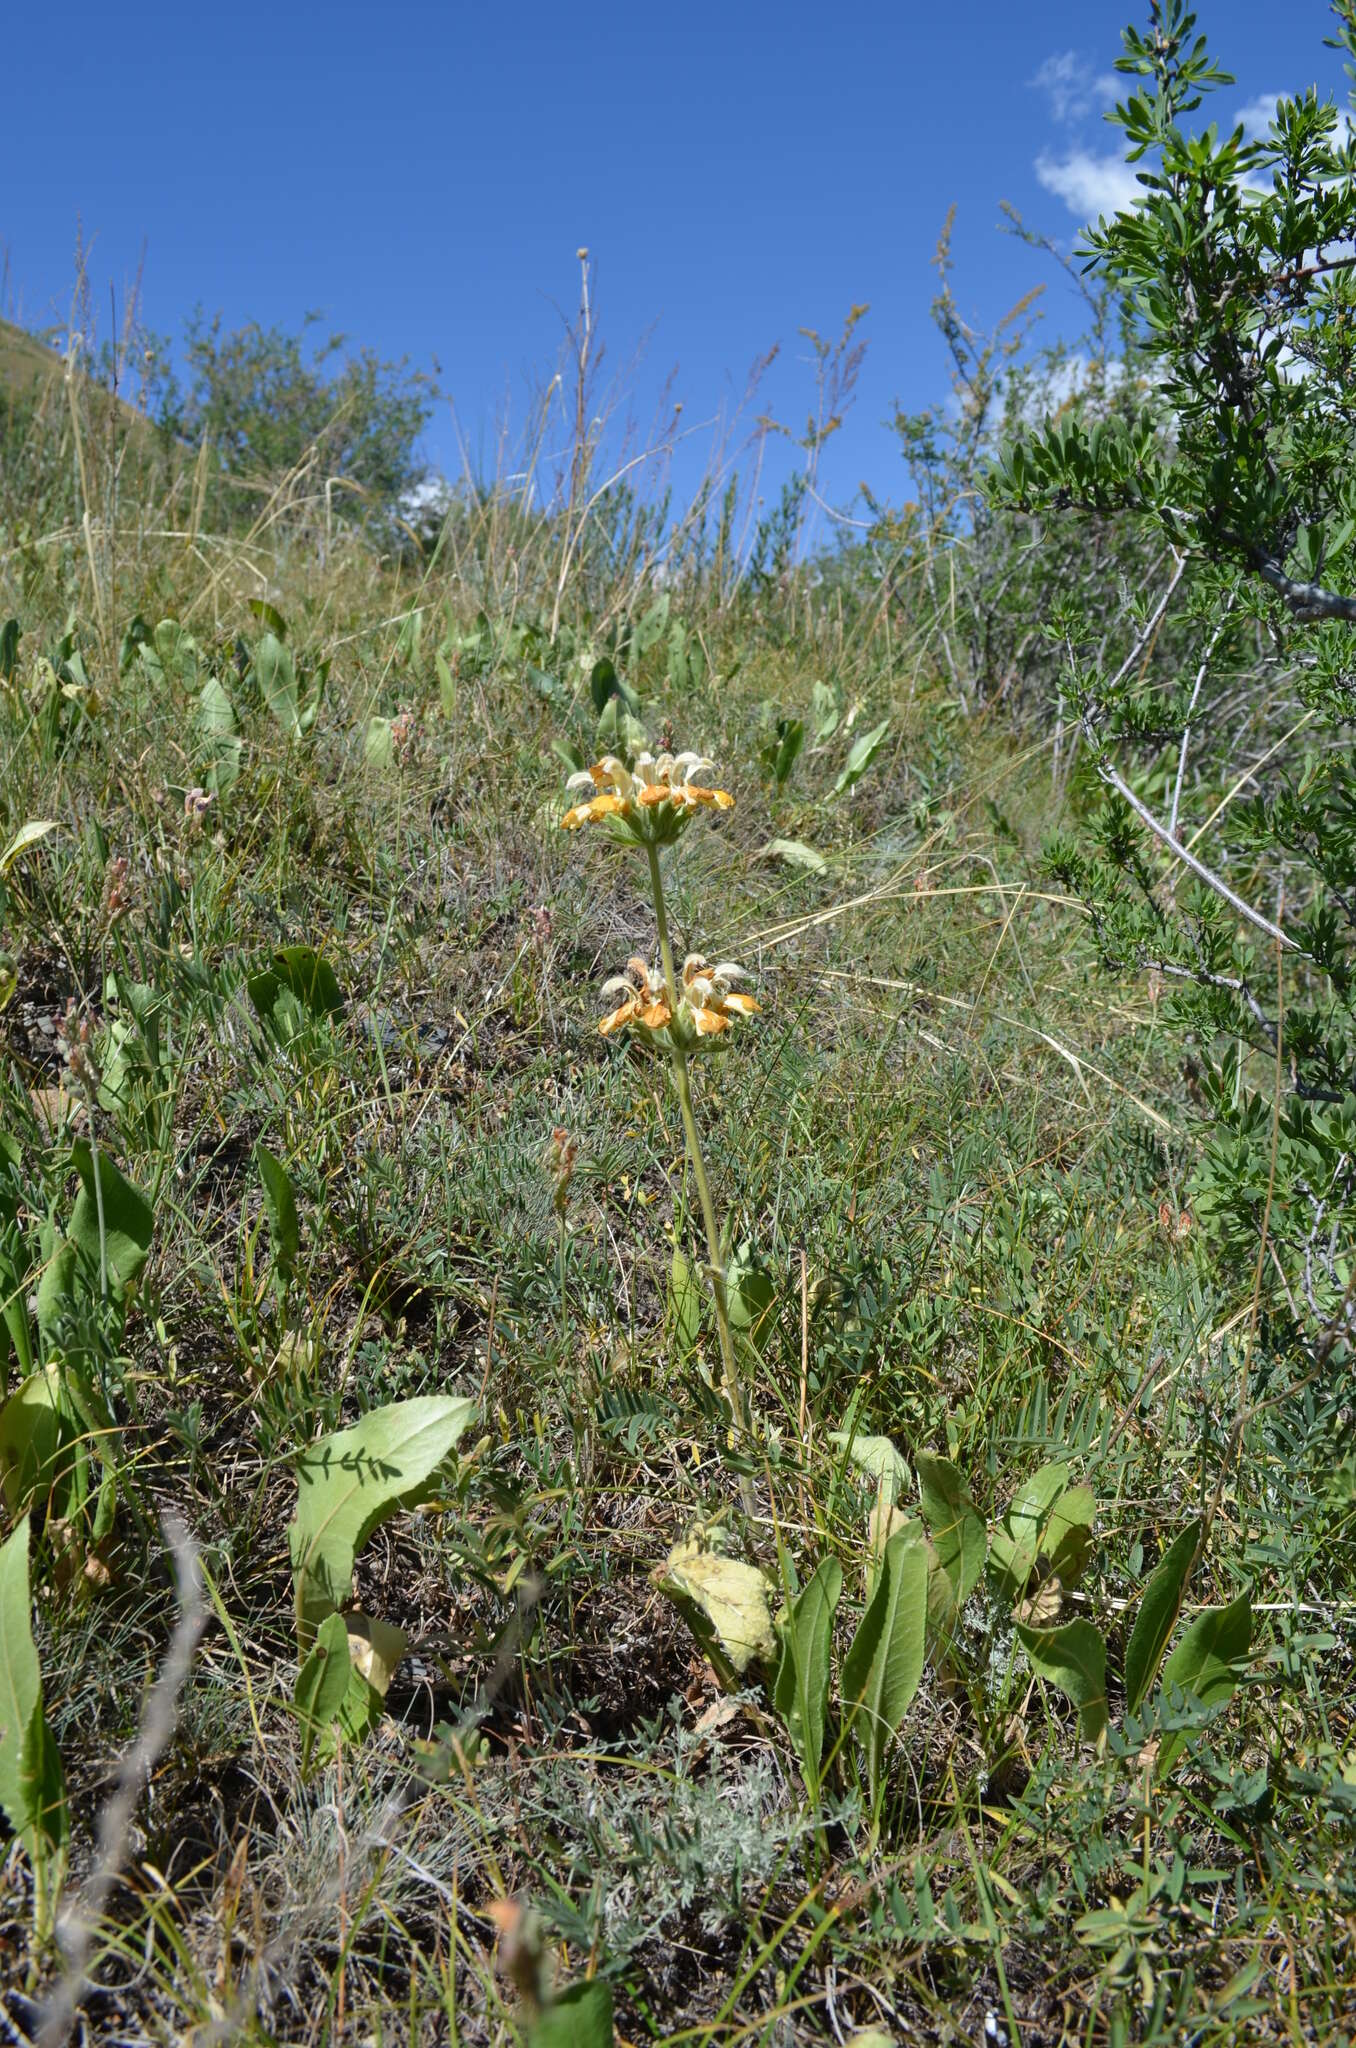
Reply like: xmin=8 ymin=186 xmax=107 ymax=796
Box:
xmin=0 ymin=389 xmax=1353 ymax=2046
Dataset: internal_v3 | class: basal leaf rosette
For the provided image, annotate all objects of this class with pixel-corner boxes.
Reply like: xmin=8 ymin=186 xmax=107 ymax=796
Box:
xmin=598 ymin=953 xmax=759 ymax=1053
xmin=562 ymin=751 xmax=734 ymax=848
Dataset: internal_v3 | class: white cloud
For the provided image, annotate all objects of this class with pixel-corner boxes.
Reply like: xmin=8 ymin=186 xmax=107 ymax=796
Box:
xmin=1035 ymin=150 xmax=1144 ymax=222
xmin=1032 ymin=51 xmax=1120 ymax=125
xmin=1234 ymin=92 xmax=1282 ymax=138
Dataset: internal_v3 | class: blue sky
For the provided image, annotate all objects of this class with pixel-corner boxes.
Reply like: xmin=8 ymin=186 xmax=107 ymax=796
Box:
xmin=2 ymin=2 xmax=1343 ymax=519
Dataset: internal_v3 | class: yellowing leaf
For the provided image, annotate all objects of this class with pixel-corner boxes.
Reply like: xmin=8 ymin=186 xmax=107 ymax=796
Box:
xmin=656 ymin=1532 xmax=777 ymax=1681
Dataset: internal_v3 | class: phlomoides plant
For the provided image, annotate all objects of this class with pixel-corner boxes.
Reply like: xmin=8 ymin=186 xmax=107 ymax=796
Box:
xmin=287 ymin=1394 xmax=478 ymax=1771
xmin=657 ymin=1436 xmax=1254 ymax=1832
xmin=0 ymin=1515 xmax=70 ymax=1956
xmin=557 ymin=744 xmax=763 ymax=1509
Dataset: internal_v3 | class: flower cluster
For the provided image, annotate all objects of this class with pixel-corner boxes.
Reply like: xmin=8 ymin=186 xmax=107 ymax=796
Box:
xmin=598 ymin=954 xmax=758 ymax=1047
xmin=562 ymin=752 xmax=734 ymax=845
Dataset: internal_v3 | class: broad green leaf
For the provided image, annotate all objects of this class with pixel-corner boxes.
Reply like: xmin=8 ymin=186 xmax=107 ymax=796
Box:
xmin=588 ymin=655 xmax=639 ymax=716
xmin=1157 ymin=1589 xmax=1252 ymax=1776
xmin=758 ymin=837 xmax=828 ymax=874
xmin=810 ymin=679 xmax=840 ymax=740
xmin=434 ymin=649 xmax=458 ymax=716
xmin=656 ymin=1532 xmax=777 ymax=1684
xmin=531 ymin=1979 xmax=614 ymax=2048
xmin=196 ymin=675 xmax=241 ymax=791
xmin=667 ymin=1248 xmax=701 ymax=1361
xmin=290 ymin=1396 xmax=477 ymax=1640
xmin=68 ymin=1142 xmax=155 ymax=1300
xmin=989 ymin=1462 xmax=1094 ymax=1601
xmin=0 ymin=821 xmax=57 ymax=877
xmin=842 ymin=1525 xmax=929 ymax=1811
xmin=295 ymin=1612 xmax=351 ymax=1773
xmin=254 ymin=631 xmax=301 ymax=737
xmin=761 ymin=717 xmax=805 ymax=788
xmin=0 ymin=1366 xmax=81 ymax=1518
xmin=0 ymin=1517 xmax=41 ymax=1811
xmin=18 ymin=1699 xmax=68 ymax=1939
xmin=833 ymin=718 xmax=890 ymax=796
xmin=332 ymin=1612 xmax=408 ymax=1749
xmin=35 ymin=1238 xmax=78 ymax=1344
xmin=635 ymin=591 xmax=670 ymax=655
xmin=725 ymin=1241 xmax=777 ymax=1355
xmin=140 ymin=618 xmax=201 ymax=691
xmin=1018 ymin=1618 xmax=1109 ymax=1744
xmin=0 ymin=1519 xmax=68 ymax=1942
xmin=248 ymin=598 xmax=288 ymax=639
xmin=772 ymin=1555 xmax=842 ymax=1796
xmin=1124 ymin=1520 xmax=1200 ymax=1716
xmin=915 ymin=1451 xmax=986 ymax=1640
xmin=0 ymin=1365 xmax=116 ymax=1531
xmin=364 ymin=716 xmax=395 ymax=768
xmin=247 ymin=944 xmax=346 ymax=1032
xmin=255 ymin=1142 xmax=300 ymax=1282
xmin=830 ymin=1431 xmax=910 ymax=1505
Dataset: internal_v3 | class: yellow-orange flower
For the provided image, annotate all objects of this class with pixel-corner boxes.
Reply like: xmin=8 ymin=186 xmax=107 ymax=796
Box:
xmin=597 ymin=957 xmax=673 ymax=1036
xmin=680 ymin=955 xmax=761 ymax=1036
xmin=561 ymin=751 xmax=734 ymax=841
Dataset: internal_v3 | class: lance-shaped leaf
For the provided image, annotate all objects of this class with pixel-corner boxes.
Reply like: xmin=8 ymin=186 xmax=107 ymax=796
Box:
xmin=0 ymin=1518 xmax=69 ymax=1942
xmin=833 ymin=718 xmax=891 ymax=795
xmin=667 ymin=1247 xmax=701 ymax=1361
xmin=842 ymin=1524 xmax=929 ymax=1812
xmin=289 ymin=1396 xmax=477 ymax=1641
xmin=295 ymin=1612 xmax=352 ymax=1774
xmin=1157 ymin=1589 xmax=1252 ymax=1776
xmin=1018 ymin=1617 xmax=1109 ymax=1745
xmin=773 ymin=1555 xmax=842 ymax=1797
xmin=915 ymin=1450 xmax=986 ymax=1643
xmin=254 ymin=630 xmax=301 ymax=737
xmin=1124 ymin=1520 xmax=1200 ymax=1717
xmin=255 ymin=1142 xmax=300 ymax=1284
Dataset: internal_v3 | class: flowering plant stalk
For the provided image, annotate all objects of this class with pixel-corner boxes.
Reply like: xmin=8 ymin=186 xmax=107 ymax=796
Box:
xmin=560 ymin=750 xmax=759 ymax=1510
